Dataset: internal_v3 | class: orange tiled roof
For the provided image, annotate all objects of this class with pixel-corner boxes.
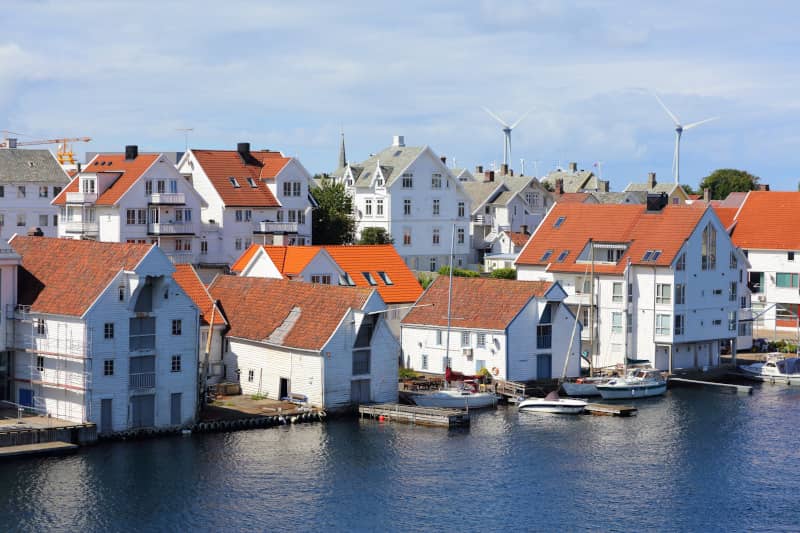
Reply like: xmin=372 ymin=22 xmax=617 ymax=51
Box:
xmin=52 ymin=153 xmax=160 ymax=206
xmin=191 ymin=149 xmax=286 ymax=208
xmin=209 ymin=276 xmax=373 ymax=350
xmin=712 ymin=207 xmax=738 ymax=231
xmin=232 ymin=244 xmax=423 ymax=304
xmin=516 ymin=203 xmax=706 ymax=275
xmin=556 ymin=192 xmax=592 ymax=203
xmin=726 ymin=191 xmax=800 ymax=250
xmin=11 ymin=236 xmax=153 ymax=317
xmin=505 ymin=231 xmax=530 ymax=248
xmin=402 ymin=276 xmax=554 ymax=330
xmin=172 ymin=264 xmax=226 ymax=326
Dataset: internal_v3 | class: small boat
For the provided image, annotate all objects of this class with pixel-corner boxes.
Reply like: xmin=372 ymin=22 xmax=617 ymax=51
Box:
xmin=596 ymin=368 xmax=666 ymax=400
xmin=740 ymin=355 xmax=800 ymax=385
xmin=412 ymin=386 xmax=498 ymax=409
xmin=561 ymin=377 xmax=611 ymax=397
xmin=518 ymin=391 xmax=587 ymax=414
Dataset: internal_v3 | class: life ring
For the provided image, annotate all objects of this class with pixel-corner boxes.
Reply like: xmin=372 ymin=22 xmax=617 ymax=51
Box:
xmin=491 ymin=367 xmax=500 ymax=376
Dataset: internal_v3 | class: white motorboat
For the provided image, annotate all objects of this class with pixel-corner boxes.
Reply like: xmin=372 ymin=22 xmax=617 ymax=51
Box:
xmin=740 ymin=355 xmax=800 ymax=385
xmin=561 ymin=377 xmax=611 ymax=397
xmin=412 ymin=387 xmax=499 ymax=409
xmin=518 ymin=391 xmax=587 ymax=414
xmin=596 ymin=368 xmax=667 ymax=400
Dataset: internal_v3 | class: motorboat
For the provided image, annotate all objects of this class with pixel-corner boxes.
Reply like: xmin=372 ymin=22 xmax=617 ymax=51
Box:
xmin=561 ymin=377 xmax=611 ymax=397
xmin=518 ymin=391 xmax=587 ymax=414
xmin=596 ymin=368 xmax=667 ymax=400
xmin=411 ymin=386 xmax=499 ymax=409
xmin=740 ymin=355 xmax=800 ymax=385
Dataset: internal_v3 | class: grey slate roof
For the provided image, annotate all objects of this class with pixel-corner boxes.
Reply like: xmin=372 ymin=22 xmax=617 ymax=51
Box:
xmin=623 ymin=181 xmax=679 ymax=194
xmin=490 ymin=191 xmax=515 ymax=206
xmin=541 ymin=169 xmax=599 ymax=193
xmin=461 ymin=181 xmax=504 ymax=210
xmin=331 ymin=145 xmax=426 ymax=188
xmin=0 ymin=149 xmax=70 ymax=184
xmin=590 ymin=191 xmax=647 ymax=204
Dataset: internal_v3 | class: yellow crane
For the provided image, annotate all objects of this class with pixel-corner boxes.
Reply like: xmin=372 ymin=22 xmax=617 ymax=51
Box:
xmin=0 ymin=136 xmax=92 ymax=165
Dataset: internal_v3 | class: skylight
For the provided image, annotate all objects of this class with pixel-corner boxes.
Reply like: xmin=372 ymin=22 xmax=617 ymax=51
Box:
xmin=557 ymin=250 xmax=570 ymax=262
xmin=541 ymin=250 xmax=553 ymax=261
xmin=642 ymin=250 xmax=662 ymax=262
xmin=553 ymin=216 xmax=566 ymax=228
xmin=377 ymin=271 xmax=393 ymax=285
xmin=246 ymin=177 xmax=258 ymax=188
xmin=229 ymin=177 xmax=241 ymax=188
xmin=362 ymin=272 xmax=377 ymax=286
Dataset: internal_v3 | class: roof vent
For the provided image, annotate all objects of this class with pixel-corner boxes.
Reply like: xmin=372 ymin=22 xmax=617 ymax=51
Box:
xmin=392 ymin=135 xmax=405 ymax=147
xmin=125 ymin=145 xmax=138 ymax=160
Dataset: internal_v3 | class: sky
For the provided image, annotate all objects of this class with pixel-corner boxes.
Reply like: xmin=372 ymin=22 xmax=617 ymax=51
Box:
xmin=2 ymin=1 xmax=800 ymax=191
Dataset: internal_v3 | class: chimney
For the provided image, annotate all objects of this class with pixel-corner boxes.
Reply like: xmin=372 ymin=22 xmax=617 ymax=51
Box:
xmin=27 ymin=227 xmax=44 ymax=237
xmin=500 ymin=163 xmax=509 ymax=175
xmin=484 ymin=170 xmax=495 ymax=182
xmin=647 ymin=171 xmax=657 ymax=189
xmin=510 ymin=169 xmax=514 ymax=176
xmin=392 ymin=135 xmax=405 ymax=147
xmin=237 ymin=142 xmax=251 ymax=155
xmin=476 ymin=165 xmax=483 ymax=174
xmin=646 ymin=192 xmax=669 ymax=212
xmin=569 ymin=162 xmax=577 ymax=172
xmin=3 ymin=138 xmax=17 ymax=149
xmin=520 ymin=224 xmax=529 ymax=235
xmin=703 ymin=187 xmax=710 ymax=202
xmin=440 ymin=156 xmax=447 ymax=165
xmin=77 ymin=162 xmax=82 ymax=173
xmin=125 ymin=145 xmax=138 ymax=160
xmin=556 ymin=178 xmax=564 ymax=195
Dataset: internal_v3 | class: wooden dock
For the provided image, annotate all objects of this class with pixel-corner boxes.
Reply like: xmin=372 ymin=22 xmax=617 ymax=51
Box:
xmin=0 ymin=441 xmax=78 ymax=459
xmin=584 ymin=403 xmax=638 ymax=417
xmin=359 ymin=404 xmax=470 ymax=428
xmin=668 ymin=377 xmax=753 ymax=395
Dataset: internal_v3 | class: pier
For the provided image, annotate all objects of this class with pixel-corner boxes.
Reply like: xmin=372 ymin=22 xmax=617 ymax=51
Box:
xmin=359 ymin=403 xmax=470 ymax=427
xmin=584 ymin=403 xmax=638 ymax=417
xmin=0 ymin=441 xmax=78 ymax=459
xmin=668 ymin=377 xmax=753 ymax=394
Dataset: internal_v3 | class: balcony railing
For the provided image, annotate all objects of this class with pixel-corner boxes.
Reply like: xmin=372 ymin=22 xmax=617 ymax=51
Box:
xmin=65 ymin=192 xmax=98 ymax=203
xmin=129 ymin=372 xmax=155 ymax=389
xmin=255 ymin=221 xmax=299 ymax=234
xmin=63 ymin=220 xmax=99 ymax=235
xmin=472 ymin=214 xmax=493 ymax=225
xmin=165 ymin=252 xmax=194 ymax=265
xmin=149 ymin=193 xmax=185 ymax=204
xmin=148 ymin=222 xmax=193 ymax=234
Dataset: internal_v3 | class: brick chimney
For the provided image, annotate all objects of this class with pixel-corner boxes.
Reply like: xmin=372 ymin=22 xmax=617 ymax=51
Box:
xmin=647 ymin=172 xmax=657 ymax=189
xmin=703 ymin=187 xmax=710 ymax=202
xmin=484 ymin=170 xmax=495 ymax=182
xmin=568 ymin=162 xmax=577 ymax=172
xmin=475 ymin=165 xmax=483 ymax=174
xmin=125 ymin=145 xmax=138 ymax=160
xmin=500 ymin=163 xmax=509 ymax=175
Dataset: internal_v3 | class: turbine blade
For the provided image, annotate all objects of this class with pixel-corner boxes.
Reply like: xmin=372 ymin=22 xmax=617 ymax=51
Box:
xmin=510 ymin=108 xmax=534 ymax=130
xmin=482 ymin=106 xmax=510 ymax=128
xmin=653 ymin=92 xmax=681 ymax=126
xmin=683 ymin=117 xmax=719 ymax=130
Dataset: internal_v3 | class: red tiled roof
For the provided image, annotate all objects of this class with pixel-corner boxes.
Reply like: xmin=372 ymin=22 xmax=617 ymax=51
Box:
xmin=712 ymin=207 xmax=738 ymax=230
xmin=208 ymin=276 xmax=373 ymax=350
xmin=232 ymin=244 xmax=423 ymax=304
xmin=505 ymin=231 xmax=530 ymax=248
xmin=726 ymin=191 xmax=800 ymax=250
xmin=11 ymin=236 xmax=153 ymax=317
xmin=191 ymin=149 xmax=286 ymax=208
xmin=52 ymin=153 xmax=160 ymax=206
xmin=556 ymin=192 xmax=591 ymax=203
xmin=172 ymin=264 xmax=226 ymax=326
xmin=402 ymin=276 xmax=554 ymax=330
xmin=516 ymin=203 xmax=706 ymax=275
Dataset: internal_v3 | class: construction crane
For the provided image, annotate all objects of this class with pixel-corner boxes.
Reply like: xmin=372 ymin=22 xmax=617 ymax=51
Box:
xmin=0 ymin=136 xmax=92 ymax=165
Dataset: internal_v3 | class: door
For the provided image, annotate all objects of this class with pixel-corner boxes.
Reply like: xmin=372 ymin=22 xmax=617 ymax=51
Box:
xmin=101 ymin=399 xmax=112 ymax=434
xmin=170 ymin=393 xmax=182 ymax=425
xmin=131 ymin=394 xmax=155 ymax=428
xmin=350 ymin=379 xmax=371 ymax=404
xmin=19 ymin=388 xmax=33 ymax=407
xmin=537 ymin=354 xmax=552 ymax=380
xmin=279 ymin=378 xmax=289 ymax=400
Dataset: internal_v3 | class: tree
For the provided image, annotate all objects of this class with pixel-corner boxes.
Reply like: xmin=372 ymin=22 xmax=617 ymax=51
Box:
xmin=697 ymin=169 xmax=759 ymax=200
xmin=358 ymin=227 xmax=394 ymax=245
xmin=310 ymin=176 xmax=355 ymax=244
xmin=438 ymin=266 xmax=479 ymax=278
xmin=489 ymin=267 xmax=516 ymax=279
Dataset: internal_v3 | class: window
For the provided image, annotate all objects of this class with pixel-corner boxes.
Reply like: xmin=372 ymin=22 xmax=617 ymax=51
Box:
xmin=656 ymin=283 xmax=671 ymax=304
xmin=0 ymin=185 xmax=4 ymax=197
xmin=39 ymin=186 xmax=48 ymax=198
xmin=288 ymin=210 xmax=297 ymax=223
xmin=655 ymin=314 xmax=671 ymax=336
xmin=432 ymin=199 xmax=440 ymax=216
xmin=129 ymin=317 xmax=156 ymax=351
xmin=118 ymin=285 xmax=125 ymax=301
xmin=244 ymin=210 xmax=252 ymax=222
xmin=283 ymin=182 xmax=291 ymax=196
xmin=429 ymin=257 xmax=437 ymax=272
xmin=246 ymin=177 xmax=257 ymax=188
xmin=235 ymin=210 xmax=243 ymax=222
xmin=731 ymin=251 xmax=739 ymax=268
xmin=229 ymin=177 xmax=241 ymax=188
xmin=612 ymin=312 xmax=623 ymax=333
xmin=201 ymin=241 xmax=208 ymax=255
xmin=740 ymin=295 xmax=747 ymax=309
xmin=171 ymin=355 xmax=182 ymax=372
xmin=477 ymin=333 xmax=486 ymax=347
xmin=38 ymin=214 xmax=48 ymax=227
xmin=362 ymin=272 xmax=377 ymax=286
xmin=540 ymin=250 xmax=553 ymax=262
xmin=790 ymin=252 xmax=796 ymax=262
xmin=729 ymin=281 xmax=737 ymax=301
xmin=235 ymin=238 xmax=243 ymax=250
xmin=104 ymin=323 xmax=114 ymax=339
xmin=248 ymin=369 xmax=254 ymax=382
xmin=776 ymin=273 xmax=799 ymax=288
xmin=739 ymin=322 xmax=751 ymax=337
xmin=311 ymin=274 xmax=332 ymax=284
xmin=553 ymin=216 xmax=566 ymax=228
xmin=35 ymin=319 xmax=46 ymax=335
xmin=157 ymin=180 xmax=166 ymax=194
xmin=403 ymin=199 xmax=412 ymax=216
xmin=675 ymin=283 xmax=685 ymax=305
xmin=626 ymin=312 xmax=633 ymax=333
xmin=365 ymin=199 xmax=372 ymax=216
xmin=435 ymin=330 xmax=443 ymax=345
xmin=104 ymin=359 xmax=114 ymax=376
xmin=702 ymin=223 xmax=717 ymax=270
xmin=53 ymin=214 xmax=58 ymax=226
xmin=36 ymin=356 xmax=44 ymax=372
xmin=458 ymin=201 xmax=465 ymax=218
xmin=402 ymin=174 xmax=413 ymax=188
xmin=17 ymin=214 xmax=25 ymax=227
xmin=728 ymin=311 xmax=736 ymax=332
xmin=403 ymin=228 xmax=411 ymax=246
xmin=0 ymin=215 xmax=5 ymax=226
xmin=172 ymin=319 xmax=182 ymax=336
xmin=461 ymin=331 xmax=470 ymax=347
xmin=643 ymin=250 xmax=662 ymax=262
xmin=431 ymin=174 xmax=442 ymax=189
xmin=126 ymin=209 xmax=136 ymax=225
xmin=713 ymin=288 xmax=722 ymax=295
xmin=137 ymin=209 xmax=147 ymax=224
xmin=432 ymin=228 xmax=440 ymax=245
xmin=556 ymin=250 xmax=569 ymax=262
xmin=627 ymin=282 xmax=633 ymax=303
xmin=53 ymin=186 xmax=62 ymax=197
xmin=145 ymin=180 xmax=153 ymax=195
xmin=17 ymin=185 xmax=26 ymax=198
xmin=291 ymin=182 xmax=301 ymax=196
xmin=377 ymin=199 xmax=384 ymax=216
xmin=612 ymin=282 xmax=623 ymax=303
xmin=457 ymin=227 xmax=465 ymax=245
xmin=675 ymin=314 xmax=685 ymax=335
xmin=676 ymin=253 xmax=686 ymax=271
xmin=421 ymin=354 xmax=428 ymax=370
xmin=377 ymin=271 xmax=393 ymax=285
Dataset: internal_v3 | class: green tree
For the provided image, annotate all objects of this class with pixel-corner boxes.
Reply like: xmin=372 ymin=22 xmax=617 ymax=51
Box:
xmin=310 ymin=176 xmax=355 ymax=244
xmin=697 ymin=169 xmax=759 ymax=200
xmin=358 ymin=227 xmax=394 ymax=245
xmin=438 ymin=266 xmax=479 ymax=278
xmin=417 ymin=272 xmax=435 ymax=289
xmin=489 ymin=267 xmax=516 ymax=279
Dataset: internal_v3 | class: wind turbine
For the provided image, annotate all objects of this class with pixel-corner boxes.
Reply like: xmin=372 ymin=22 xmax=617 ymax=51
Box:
xmin=482 ymin=107 xmax=532 ymax=168
xmin=653 ymin=93 xmax=717 ymax=184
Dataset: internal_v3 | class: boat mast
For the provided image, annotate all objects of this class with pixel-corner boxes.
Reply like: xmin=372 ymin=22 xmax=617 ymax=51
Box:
xmin=445 ymin=223 xmax=455 ymax=375
xmin=560 ymin=262 xmax=589 ymax=383
xmin=589 ymin=238 xmax=595 ymax=376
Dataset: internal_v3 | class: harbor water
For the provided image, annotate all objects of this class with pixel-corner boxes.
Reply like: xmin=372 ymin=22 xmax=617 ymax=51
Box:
xmin=2 ymin=385 xmax=800 ymax=532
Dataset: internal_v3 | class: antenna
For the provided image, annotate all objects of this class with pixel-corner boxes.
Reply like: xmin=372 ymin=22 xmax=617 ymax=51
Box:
xmin=520 ymin=158 xmax=525 ymax=175
xmin=482 ymin=107 xmax=533 ymax=167
xmin=176 ymin=128 xmax=194 ymax=153
xmin=653 ymin=92 xmax=718 ymax=184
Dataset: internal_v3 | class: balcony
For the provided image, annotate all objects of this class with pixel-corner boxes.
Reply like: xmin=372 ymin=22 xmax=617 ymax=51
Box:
xmin=165 ymin=252 xmax=194 ymax=265
xmin=129 ymin=372 xmax=155 ymax=389
xmin=66 ymin=192 xmax=98 ymax=204
xmin=149 ymin=193 xmax=185 ymax=205
xmin=148 ymin=222 xmax=194 ymax=235
xmin=63 ymin=220 xmax=99 ymax=235
xmin=255 ymin=221 xmax=299 ymax=234
xmin=472 ymin=214 xmax=493 ymax=225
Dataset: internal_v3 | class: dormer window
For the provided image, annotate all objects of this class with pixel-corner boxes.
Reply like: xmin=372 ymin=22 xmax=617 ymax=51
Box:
xmin=247 ymin=177 xmax=258 ymax=188
xmin=376 ymin=177 xmax=384 ymax=187
xmin=346 ymin=178 xmax=354 ymax=187
xmin=229 ymin=177 xmax=241 ymax=188
xmin=81 ymin=179 xmax=96 ymax=194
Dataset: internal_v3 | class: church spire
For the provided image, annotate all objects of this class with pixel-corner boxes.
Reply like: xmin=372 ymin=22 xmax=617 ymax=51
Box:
xmin=338 ymin=129 xmax=347 ymax=169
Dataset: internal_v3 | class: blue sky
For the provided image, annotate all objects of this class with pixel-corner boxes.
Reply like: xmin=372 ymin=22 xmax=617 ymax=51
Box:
xmin=2 ymin=1 xmax=800 ymax=191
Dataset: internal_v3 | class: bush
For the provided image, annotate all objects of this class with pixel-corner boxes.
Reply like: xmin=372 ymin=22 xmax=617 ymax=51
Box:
xmin=438 ymin=266 xmax=479 ymax=277
xmin=399 ymin=367 xmax=418 ymax=380
xmin=418 ymin=272 xmax=435 ymax=289
xmin=489 ymin=268 xmax=516 ymax=279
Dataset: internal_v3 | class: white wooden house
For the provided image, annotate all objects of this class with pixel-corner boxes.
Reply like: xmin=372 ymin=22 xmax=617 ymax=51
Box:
xmin=208 ymin=276 xmax=398 ymax=410
xmin=401 ymin=277 xmax=580 ymax=381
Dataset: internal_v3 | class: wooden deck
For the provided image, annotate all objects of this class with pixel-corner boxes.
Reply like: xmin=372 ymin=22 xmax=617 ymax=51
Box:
xmin=0 ymin=441 xmax=78 ymax=459
xmin=584 ymin=403 xmax=638 ymax=417
xmin=359 ymin=404 xmax=470 ymax=427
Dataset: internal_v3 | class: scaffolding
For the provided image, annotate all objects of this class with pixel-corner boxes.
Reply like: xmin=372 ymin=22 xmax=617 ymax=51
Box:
xmin=8 ymin=305 xmax=94 ymax=421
